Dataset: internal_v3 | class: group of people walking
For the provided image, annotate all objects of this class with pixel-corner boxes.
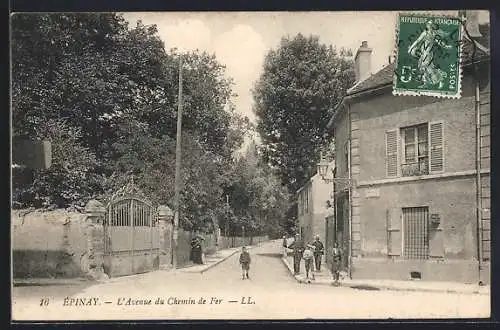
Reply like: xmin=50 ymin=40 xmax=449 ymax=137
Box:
xmin=283 ymin=233 xmax=343 ymax=285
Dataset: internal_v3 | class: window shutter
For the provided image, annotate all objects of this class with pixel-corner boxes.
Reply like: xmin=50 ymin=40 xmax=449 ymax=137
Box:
xmin=387 ymin=208 xmax=402 ymax=256
xmin=429 ymin=228 xmax=444 ymax=258
xmin=429 ymin=121 xmax=444 ymax=173
xmin=386 ymin=129 xmax=398 ymax=177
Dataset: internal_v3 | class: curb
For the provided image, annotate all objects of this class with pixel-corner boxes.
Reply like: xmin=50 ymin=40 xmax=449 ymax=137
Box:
xmin=199 ymin=248 xmax=241 ymax=274
xmin=281 ymin=257 xmax=489 ymax=295
xmin=13 ymin=277 xmax=94 ymax=287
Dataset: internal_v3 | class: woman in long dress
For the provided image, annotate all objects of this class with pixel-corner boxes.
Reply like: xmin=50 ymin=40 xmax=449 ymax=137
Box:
xmin=408 ymin=19 xmax=454 ymax=89
xmin=190 ymin=235 xmax=204 ymax=264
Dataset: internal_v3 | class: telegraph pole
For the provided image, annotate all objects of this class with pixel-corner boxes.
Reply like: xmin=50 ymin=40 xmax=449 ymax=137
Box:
xmin=172 ymin=55 xmax=183 ymax=269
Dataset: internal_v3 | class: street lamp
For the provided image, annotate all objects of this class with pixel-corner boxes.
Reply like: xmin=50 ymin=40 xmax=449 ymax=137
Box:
xmin=317 ymin=158 xmax=353 ymax=186
xmin=317 ymin=158 xmax=330 ymax=180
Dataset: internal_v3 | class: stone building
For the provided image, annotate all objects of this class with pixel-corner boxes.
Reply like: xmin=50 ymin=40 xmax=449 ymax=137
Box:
xmin=325 ymin=21 xmax=490 ymax=283
xmin=296 ymin=160 xmax=335 ymax=245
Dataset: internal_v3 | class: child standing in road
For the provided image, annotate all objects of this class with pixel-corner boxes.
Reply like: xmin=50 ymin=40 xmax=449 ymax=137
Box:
xmin=303 ymin=245 xmax=315 ymax=281
xmin=239 ymin=246 xmax=251 ymax=280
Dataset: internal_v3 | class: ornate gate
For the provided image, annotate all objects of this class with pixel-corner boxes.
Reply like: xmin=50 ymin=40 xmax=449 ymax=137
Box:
xmin=103 ymin=182 xmax=160 ymax=277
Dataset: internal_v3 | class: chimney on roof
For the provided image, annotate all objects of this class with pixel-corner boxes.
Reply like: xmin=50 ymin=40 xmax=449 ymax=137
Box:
xmin=354 ymin=41 xmax=372 ymax=82
xmin=461 ymin=10 xmax=482 ymax=38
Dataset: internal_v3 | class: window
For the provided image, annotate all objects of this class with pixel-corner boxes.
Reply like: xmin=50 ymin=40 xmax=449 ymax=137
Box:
xmin=401 ymin=124 xmax=429 ymax=176
xmin=402 ymin=207 xmax=429 ymax=260
xmin=385 ymin=121 xmax=444 ymax=177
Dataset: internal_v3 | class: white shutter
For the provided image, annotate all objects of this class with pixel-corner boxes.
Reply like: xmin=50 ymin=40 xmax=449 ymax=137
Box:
xmin=386 ymin=129 xmax=398 ymax=177
xmin=429 ymin=121 xmax=444 ymax=173
xmin=387 ymin=208 xmax=402 ymax=256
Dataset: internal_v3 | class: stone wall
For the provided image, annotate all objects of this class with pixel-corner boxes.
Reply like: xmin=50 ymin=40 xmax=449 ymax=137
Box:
xmin=13 ymin=201 xmax=270 ymax=278
xmin=12 ymin=206 xmax=106 ymax=280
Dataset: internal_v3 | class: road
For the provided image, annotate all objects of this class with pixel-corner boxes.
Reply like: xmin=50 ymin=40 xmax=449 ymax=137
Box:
xmin=12 ymin=240 xmax=489 ymax=320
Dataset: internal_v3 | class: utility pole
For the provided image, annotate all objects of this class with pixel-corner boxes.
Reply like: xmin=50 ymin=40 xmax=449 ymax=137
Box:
xmin=225 ymin=194 xmax=229 ymax=237
xmin=172 ymin=55 xmax=183 ymax=269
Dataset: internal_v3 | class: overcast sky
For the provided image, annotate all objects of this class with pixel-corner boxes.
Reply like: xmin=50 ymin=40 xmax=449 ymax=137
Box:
xmin=121 ymin=10 xmax=489 ymax=136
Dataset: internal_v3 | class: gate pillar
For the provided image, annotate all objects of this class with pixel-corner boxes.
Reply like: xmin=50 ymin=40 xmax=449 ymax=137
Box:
xmin=158 ymin=205 xmax=174 ymax=268
xmin=84 ymin=200 xmax=108 ymax=280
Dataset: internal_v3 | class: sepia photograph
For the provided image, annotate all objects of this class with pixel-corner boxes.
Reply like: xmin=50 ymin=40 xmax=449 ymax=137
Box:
xmin=11 ymin=10 xmax=491 ymax=321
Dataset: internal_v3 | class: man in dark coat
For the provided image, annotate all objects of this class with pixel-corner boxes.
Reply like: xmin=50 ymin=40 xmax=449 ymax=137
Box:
xmin=312 ymin=235 xmax=324 ymax=272
xmin=288 ymin=234 xmax=304 ymax=275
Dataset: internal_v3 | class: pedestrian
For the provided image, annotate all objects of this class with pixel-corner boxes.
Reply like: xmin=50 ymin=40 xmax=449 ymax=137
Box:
xmin=239 ymin=246 xmax=251 ymax=279
xmin=312 ymin=235 xmax=324 ymax=272
xmin=331 ymin=242 xmax=342 ymax=286
xmin=282 ymin=235 xmax=288 ymax=258
xmin=303 ymin=244 xmax=315 ymax=281
xmin=190 ymin=234 xmax=204 ymax=264
xmin=287 ymin=234 xmax=304 ymax=275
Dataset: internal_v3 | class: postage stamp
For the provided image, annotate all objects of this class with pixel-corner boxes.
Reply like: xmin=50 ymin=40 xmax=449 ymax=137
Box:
xmin=393 ymin=14 xmax=464 ymax=98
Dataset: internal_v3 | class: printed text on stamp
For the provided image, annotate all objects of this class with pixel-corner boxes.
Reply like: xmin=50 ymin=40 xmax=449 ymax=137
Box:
xmin=393 ymin=15 xmax=463 ymax=98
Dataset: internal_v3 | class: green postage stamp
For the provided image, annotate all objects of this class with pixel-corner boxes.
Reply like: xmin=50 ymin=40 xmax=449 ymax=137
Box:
xmin=393 ymin=14 xmax=464 ymax=98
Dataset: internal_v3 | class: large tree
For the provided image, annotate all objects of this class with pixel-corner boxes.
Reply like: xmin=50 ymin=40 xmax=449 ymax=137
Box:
xmin=253 ymin=33 xmax=355 ymax=193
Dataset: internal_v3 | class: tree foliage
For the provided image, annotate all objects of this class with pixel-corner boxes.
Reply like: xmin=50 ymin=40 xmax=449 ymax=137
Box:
xmin=253 ymin=33 xmax=355 ymax=193
xmin=11 ymin=12 xmax=288 ymax=236
xmin=12 ymin=119 xmax=103 ymax=209
xmin=224 ymin=141 xmax=290 ymax=237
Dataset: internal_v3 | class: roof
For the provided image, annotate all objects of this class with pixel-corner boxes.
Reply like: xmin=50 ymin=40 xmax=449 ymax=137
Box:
xmin=347 ymin=38 xmax=489 ymax=96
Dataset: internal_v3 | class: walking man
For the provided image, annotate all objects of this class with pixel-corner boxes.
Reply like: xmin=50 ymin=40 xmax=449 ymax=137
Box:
xmin=288 ymin=233 xmax=304 ymax=275
xmin=312 ymin=235 xmax=324 ymax=272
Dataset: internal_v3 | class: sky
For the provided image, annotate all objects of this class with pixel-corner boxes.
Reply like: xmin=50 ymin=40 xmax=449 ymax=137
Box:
xmin=121 ymin=11 xmax=489 ymax=146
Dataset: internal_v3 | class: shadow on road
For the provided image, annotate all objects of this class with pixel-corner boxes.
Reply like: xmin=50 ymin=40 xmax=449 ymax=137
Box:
xmin=349 ymin=285 xmax=381 ymax=291
xmin=255 ymin=252 xmax=282 ymax=258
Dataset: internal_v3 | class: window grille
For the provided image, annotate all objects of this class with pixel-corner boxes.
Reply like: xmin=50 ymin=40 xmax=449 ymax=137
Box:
xmin=403 ymin=207 xmax=429 ymax=260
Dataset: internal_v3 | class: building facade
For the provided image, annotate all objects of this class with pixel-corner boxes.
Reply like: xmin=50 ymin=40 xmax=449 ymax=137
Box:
xmin=326 ymin=31 xmax=490 ymax=283
xmin=297 ymin=164 xmax=334 ymax=246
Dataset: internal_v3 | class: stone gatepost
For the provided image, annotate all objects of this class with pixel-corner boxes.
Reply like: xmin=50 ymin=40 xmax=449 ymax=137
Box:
xmin=84 ymin=200 xmax=108 ymax=280
xmin=158 ymin=205 xmax=174 ymax=268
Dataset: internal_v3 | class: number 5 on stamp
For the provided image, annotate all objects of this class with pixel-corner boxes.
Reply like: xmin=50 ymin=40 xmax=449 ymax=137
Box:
xmin=393 ymin=14 xmax=464 ymax=98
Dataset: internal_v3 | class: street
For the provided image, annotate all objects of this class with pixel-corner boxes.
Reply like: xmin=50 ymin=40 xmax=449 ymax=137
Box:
xmin=12 ymin=240 xmax=489 ymax=320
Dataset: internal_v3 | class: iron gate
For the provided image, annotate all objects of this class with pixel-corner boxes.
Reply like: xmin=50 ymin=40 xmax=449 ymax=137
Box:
xmin=402 ymin=207 xmax=429 ymax=259
xmin=103 ymin=182 xmax=160 ymax=277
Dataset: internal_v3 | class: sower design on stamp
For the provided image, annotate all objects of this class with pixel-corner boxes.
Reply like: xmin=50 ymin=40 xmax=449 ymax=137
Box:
xmin=393 ymin=14 xmax=463 ymax=98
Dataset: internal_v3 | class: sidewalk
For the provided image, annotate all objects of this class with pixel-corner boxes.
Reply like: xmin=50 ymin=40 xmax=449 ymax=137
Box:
xmin=282 ymin=255 xmax=490 ymax=296
xmin=13 ymin=245 xmax=250 ymax=287
xmin=176 ymin=246 xmax=243 ymax=274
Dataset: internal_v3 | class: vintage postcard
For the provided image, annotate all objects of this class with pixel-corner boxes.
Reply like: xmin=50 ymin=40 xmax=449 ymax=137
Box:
xmin=11 ymin=10 xmax=491 ymax=321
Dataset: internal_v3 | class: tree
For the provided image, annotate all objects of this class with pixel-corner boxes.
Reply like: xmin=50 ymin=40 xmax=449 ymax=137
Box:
xmin=253 ymin=33 xmax=355 ymax=193
xmin=12 ymin=119 xmax=103 ymax=209
xmin=11 ymin=13 xmax=249 ymax=220
xmin=226 ymin=141 xmax=290 ymax=237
